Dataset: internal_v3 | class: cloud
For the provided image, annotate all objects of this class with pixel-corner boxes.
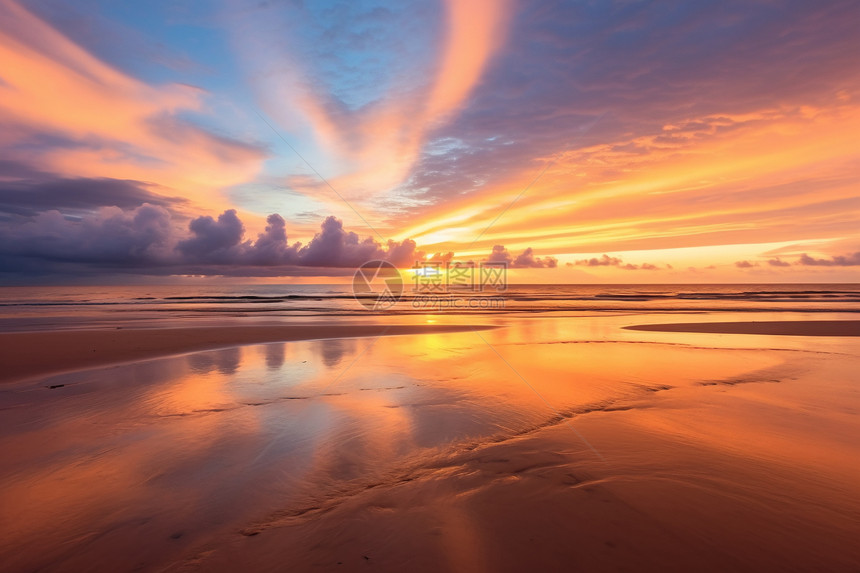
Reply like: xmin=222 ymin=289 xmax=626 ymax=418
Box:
xmin=576 ymin=254 xmax=623 ymax=267
xmin=4 ymin=0 xmax=860 ymax=282
xmin=249 ymin=214 xmax=299 ymax=266
xmin=513 ymin=247 xmax=558 ymax=268
xmin=0 ymin=206 xmax=425 ymax=276
xmin=232 ymin=0 xmax=511 ymax=201
xmin=427 ymin=251 xmax=455 ymax=263
xmin=175 ymin=212 xmax=424 ymax=269
xmin=0 ymin=0 xmax=266 ymax=210
xmin=0 ymin=203 xmax=173 ymax=267
xmin=298 ymin=216 xmax=419 ymax=268
xmin=390 ymin=0 xmax=860 ymax=261
xmin=798 ymin=252 xmax=860 ymax=266
xmin=734 ymin=260 xmax=759 ymax=268
xmin=177 ymin=209 xmax=247 ymax=262
xmin=487 ymin=245 xmax=511 ymax=264
xmin=486 ymin=245 xmax=557 ymax=268
xmin=768 ymin=258 xmax=791 ymax=267
xmin=0 ymin=171 xmax=186 ymax=218
xmin=573 ymin=254 xmax=662 ymax=270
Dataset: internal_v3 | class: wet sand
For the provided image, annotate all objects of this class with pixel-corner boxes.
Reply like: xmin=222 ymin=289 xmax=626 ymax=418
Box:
xmin=1 ymin=315 xmax=859 ymax=571
xmin=624 ymin=319 xmax=860 ymax=336
xmin=0 ymin=323 xmax=494 ymax=384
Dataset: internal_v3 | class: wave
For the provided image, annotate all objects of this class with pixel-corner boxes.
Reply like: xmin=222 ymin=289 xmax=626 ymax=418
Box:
xmin=1 ymin=285 xmax=859 ymax=322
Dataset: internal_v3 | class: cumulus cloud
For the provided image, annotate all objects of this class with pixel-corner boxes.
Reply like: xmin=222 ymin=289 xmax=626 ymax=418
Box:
xmin=0 ymin=207 xmax=425 ymax=276
xmin=0 ymin=203 xmax=173 ymax=266
xmin=513 ymin=247 xmax=558 ymax=268
xmin=487 ymin=245 xmax=512 ymax=264
xmin=486 ymin=245 xmax=557 ymax=268
xmin=798 ymin=252 xmax=860 ymax=266
xmin=574 ymin=254 xmax=661 ymax=270
xmin=575 ymin=254 xmax=623 ymax=267
xmin=768 ymin=258 xmax=791 ymax=267
xmin=177 ymin=210 xmax=247 ymax=263
xmin=174 ymin=212 xmax=424 ymax=269
xmin=249 ymin=214 xmax=296 ymax=265
xmin=734 ymin=260 xmax=759 ymax=268
xmin=298 ymin=216 xmax=420 ymax=268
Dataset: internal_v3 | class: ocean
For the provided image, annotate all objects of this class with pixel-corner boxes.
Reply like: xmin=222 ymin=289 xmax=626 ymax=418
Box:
xmin=1 ymin=283 xmax=859 ymax=330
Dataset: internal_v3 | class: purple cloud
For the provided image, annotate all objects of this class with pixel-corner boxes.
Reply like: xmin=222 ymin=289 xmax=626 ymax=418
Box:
xmin=574 ymin=254 xmax=661 ymax=270
xmin=487 ymin=245 xmax=557 ymax=268
xmin=178 ymin=210 xmax=247 ymax=262
xmin=768 ymin=258 xmax=791 ymax=267
xmin=798 ymin=252 xmax=860 ymax=266
xmin=0 ymin=206 xmax=427 ymax=277
xmin=0 ymin=170 xmax=187 ymax=218
xmin=0 ymin=204 xmax=173 ymax=266
xmin=576 ymin=254 xmax=623 ymax=267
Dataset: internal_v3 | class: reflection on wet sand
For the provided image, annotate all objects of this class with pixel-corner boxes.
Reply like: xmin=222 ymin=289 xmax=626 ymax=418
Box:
xmin=0 ymin=314 xmax=859 ymax=571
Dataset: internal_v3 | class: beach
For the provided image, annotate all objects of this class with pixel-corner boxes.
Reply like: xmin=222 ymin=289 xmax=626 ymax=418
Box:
xmin=4 ymin=0 xmax=860 ymax=569
xmin=0 ymin=323 xmax=494 ymax=384
xmin=1 ymin=307 xmax=859 ymax=572
xmin=625 ymin=319 xmax=860 ymax=336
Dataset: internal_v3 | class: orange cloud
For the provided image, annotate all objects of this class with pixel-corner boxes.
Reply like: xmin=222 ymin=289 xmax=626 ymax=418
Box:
xmin=0 ymin=0 xmax=265 ymax=213
xmin=241 ymin=0 xmax=510 ymax=205
xmin=393 ymin=96 xmax=860 ymax=280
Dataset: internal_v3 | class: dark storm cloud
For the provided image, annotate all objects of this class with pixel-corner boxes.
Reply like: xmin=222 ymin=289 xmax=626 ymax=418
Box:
xmin=177 ymin=209 xmax=247 ymax=262
xmin=175 ymin=213 xmax=422 ymax=269
xmin=0 ymin=206 xmax=423 ymax=277
xmin=0 ymin=204 xmax=173 ymax=268
xmin=0 ymin=172 xmax=187 ymax=218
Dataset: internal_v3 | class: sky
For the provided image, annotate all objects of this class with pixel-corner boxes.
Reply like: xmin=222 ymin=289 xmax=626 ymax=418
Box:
xmin=1 ymin=0 xmax=859 ymax=283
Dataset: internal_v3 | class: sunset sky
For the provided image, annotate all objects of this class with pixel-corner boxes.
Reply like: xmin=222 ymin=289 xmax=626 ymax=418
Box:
xmin=1 ymin=0 xmax=859 ymax=282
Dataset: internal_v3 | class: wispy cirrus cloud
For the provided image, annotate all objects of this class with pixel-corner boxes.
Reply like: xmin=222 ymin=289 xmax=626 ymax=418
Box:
xmin=230 ymin=0 xmax=511 ymax=206
xmin=0 ymin=0 xmax=265 ymax=212
xmin=388 ymin=1 xmax=860 ymax=281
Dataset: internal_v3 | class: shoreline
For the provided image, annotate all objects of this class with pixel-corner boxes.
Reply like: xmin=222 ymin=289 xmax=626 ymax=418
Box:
xmin=0 ymin=323 xmax=494 ymax=384
xmin=1 ymin=313 xmax=858 ymax=571
xmin=624 ymin=319 xmax=860 ymax=336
